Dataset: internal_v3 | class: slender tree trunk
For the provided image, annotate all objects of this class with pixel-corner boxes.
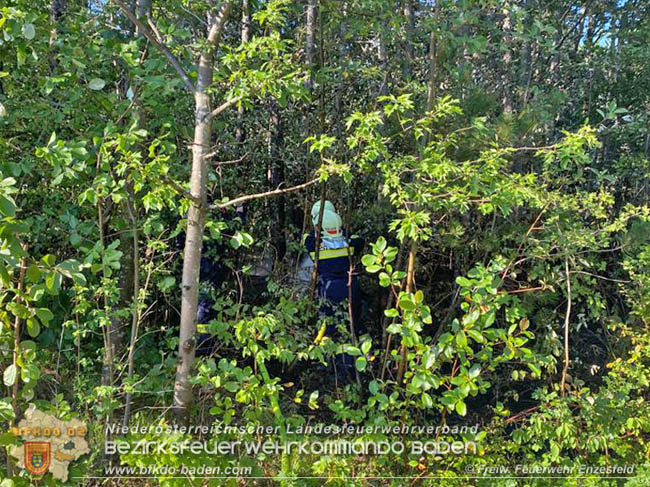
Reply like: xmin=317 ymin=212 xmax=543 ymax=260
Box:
xmin=582 ymin=14 xmax=595 ymax=119
xmin=378 ymin=27 xmax=389 ymax=98
xmin=173 ymin=98 xmax=210 ymax=423
xmin=269 ymin=100 xmax=286 ymax=261
xmin=396 ymin=239 xmax=417 ymax=384
xmin=306 ymin=0 xmax=317 ymax=90
xmin=7 ymin=249 xmax=27 ymax=476
xmin=48 ymin=0 xmax=66 ymax=71
xmin=518 ymin=0 xmax=533 ymax=109
xmin=113 ymin=0 xmax=150 ymax=410
xmin=97 ymin=194 xmax=115 ymax=388
xmin=573 ymin=6 xmax=586 ymax=55
xmin=424 ymin=4 xmax=439 ymax=147
xmin=501 ymin=2 xmax=514 ymax=114
xmin=173 ymin=2 xmax=232 ymax=423
xmin=122 ymin=191 xmax=140 ymax=428
xmin=173 ymin=96 xmax=210 ymax=422
xmin=136 ymin=0 xmax=151 ymax=35
xmin=335 ymin=8 xmax=347 ymax=140
xmin=426 ymin=30 xmax=437 ymax=113
xmin=401 ymin=0 xmax=414 ymax=80
xmin=561 ymin=258 xmax=572 ymax=395
xmin=236 ymin=0 xmax=250 ymax=148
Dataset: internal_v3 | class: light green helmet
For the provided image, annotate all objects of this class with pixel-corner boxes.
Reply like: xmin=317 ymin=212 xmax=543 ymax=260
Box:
xmin=311 ymin=200 xmax=336 ymax=225
xmin=319 ymin=209 xmax=343 ymax=238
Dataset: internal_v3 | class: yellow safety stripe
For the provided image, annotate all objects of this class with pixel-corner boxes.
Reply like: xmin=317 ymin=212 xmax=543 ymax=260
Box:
xmin=309 ymin=247 xmax=354 ymax=260
xmin=196 ymin=323 xmax=211 ymax=334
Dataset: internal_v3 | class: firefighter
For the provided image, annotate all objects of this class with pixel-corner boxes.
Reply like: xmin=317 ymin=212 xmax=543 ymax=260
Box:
xmin=306 ymin=200 xmax=365 ymax=339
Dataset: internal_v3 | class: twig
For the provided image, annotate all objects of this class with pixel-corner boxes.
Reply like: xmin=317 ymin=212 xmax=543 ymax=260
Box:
xmin=205 ymin=152 xmax=248 ymax=165
xmin=111 ymin=0 xmax=196 ymax=93
xmin=179 ymin=5 xmax=208 ymax=26
xmin=498 ymin=285 xmax=549 ymax=295
xmin=501 ymin=203 xmax=550 ymax=281
xmin=212 ymin=178 xmax=319 ymax=209
xmin=569 ymin=270 xmax=630 ymax=283
xmin=504 ymin=406 xmax=539 ymax=424
xmin=561 ymin=257 xmax=571 ymax=396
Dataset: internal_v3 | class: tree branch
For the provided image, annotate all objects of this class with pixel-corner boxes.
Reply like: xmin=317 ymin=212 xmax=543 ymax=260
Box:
xmin=213 ymin=178 xmax=319 ymax=209
xmin=111 ymin=0 xmax=196 ymax=93
xmin=206 ymin=152 xmax=248 ymax=165
xmin=204 ymin=96 xmax=242 ymax=122
xmin=207 ymin=1 xmax=233 ymax=46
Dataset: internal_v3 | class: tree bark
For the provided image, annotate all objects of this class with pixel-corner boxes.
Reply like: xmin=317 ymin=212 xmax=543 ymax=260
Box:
xmin=396 ymin=239 xmax=417 ymax=384
xmin=236 ymin=0 xmax=250 ymax=148
xmin=501 ymin=2 xmax=514 ymax=114
xmin=121 ymin=190 xmax=140 ymax=428
xmin=401 ymin=0 xmax=414 ymax=81
xmin=136 ymin=0 xmax=151 ymax=36
xmin=378 ymin=25 xmax=389 ymax=97
xmin=518 ymin=0 xmax=533 ymax=109
xmin=48 ymin=0 xmax=66 ymax=71
xmin=172 ymin=1 xmax=232 ymax=423
xmin=306 ymin=0 xmax=317 ymax=90
xmin=7 ymin=249 xmax=27 ymax=476
xmin=97 ymin=189 xmax=115 ymax=388
xmin=269 ymin=100 xmax=286 ymax=261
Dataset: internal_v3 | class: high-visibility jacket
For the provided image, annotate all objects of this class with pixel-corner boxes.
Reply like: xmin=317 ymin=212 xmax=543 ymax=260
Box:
xmin=305 ymin=230 xmax=364 ymax=281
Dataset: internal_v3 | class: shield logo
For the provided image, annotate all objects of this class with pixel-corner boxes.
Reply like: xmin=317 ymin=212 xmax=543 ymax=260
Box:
xmin=25 ymin=441 xmax=50 ymax=476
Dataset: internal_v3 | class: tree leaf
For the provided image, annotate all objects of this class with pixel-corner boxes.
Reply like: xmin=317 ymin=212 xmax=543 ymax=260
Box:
xmin=422 ymin=392 xmax=433 ymax=408
xmin=455 ymin=400 xmax=467 ymax=416
xmin=88 ymin=78 xmax=106 ymax=90
xmin=344 ymin=346 xmax=361 ymax=356
xmin=469 ymin=364 xmax=481 ymax=378
xmin=355 ymin=356 xmax=367 ymax=371
xmin=22 ymin=23 xmax=35 ymax=40
xmin=0 ymin=400 xmax=15 ymax=423
xmin=0 ymin=195 xmax=16 ymax=217
xmin=35 ymin=308 xmax=53 ymax=324
xmin=26 ymin=318 xmax=41 ymax=338
xmin=398 ymin=294 xmax=415 ymax=311
xmin=3 ymin=364 xmax=16 ymax=387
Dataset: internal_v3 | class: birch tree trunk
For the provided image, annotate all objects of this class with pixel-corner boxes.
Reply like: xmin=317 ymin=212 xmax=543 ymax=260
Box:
xmin=172 ymin=1 xmax=232 ymax=422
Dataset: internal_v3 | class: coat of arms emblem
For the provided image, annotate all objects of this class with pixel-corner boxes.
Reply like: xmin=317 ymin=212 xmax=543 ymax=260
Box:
xmin=24 ymin=441 xmax=51 ymax=476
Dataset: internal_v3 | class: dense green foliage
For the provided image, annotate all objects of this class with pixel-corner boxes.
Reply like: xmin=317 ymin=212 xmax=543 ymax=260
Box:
xmin=1 ymin=0 xmax=650 ymax=485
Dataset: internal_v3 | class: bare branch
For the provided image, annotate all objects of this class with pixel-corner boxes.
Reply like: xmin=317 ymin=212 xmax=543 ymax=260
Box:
xmin=204 ymin=96 xmax=242 ymax=122
xmin=111 ymin=0 xmax=196 ymax=93
xmin=205 ymin=152 xmax=248 ymax=165
xmin=207 ymin=1 xmax=233 ymax=46
xmin=569 ymin=270 xmax=630 ymax=283
xmin=213 ymin=179 xmax=320 ymax=209
xmin=179 ymin=5 xmax=208 ymax=27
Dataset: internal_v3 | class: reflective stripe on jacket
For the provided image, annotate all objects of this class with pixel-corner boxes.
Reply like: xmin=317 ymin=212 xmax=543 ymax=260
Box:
xmin=309 ymin=246 xmax=354 ymax=260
